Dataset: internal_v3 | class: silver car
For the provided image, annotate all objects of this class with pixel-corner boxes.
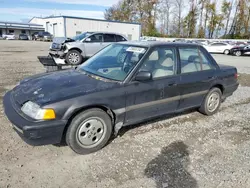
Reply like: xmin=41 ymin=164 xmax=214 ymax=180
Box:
xmin=50 ymin=32 xmax=127 ymax=65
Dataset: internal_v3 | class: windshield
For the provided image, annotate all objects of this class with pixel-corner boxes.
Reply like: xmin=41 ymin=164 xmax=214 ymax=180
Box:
xmin=72 ymin=32 xmax=93 ymax=41
xmin=78 ymin=44 xmax=147 ymax=81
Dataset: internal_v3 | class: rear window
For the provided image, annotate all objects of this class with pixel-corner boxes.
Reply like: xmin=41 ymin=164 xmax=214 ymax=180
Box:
xmin=104 ymin=34 xmax=116 ymax=42
xmin=116 ymin=35 xmax=127 ymax=42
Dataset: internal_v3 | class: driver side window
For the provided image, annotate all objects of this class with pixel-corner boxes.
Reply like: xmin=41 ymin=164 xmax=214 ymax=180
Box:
xmin=139 ymin=47 xmax=177 ymax=79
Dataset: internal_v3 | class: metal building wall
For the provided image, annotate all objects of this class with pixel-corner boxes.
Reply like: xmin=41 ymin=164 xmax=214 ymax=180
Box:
xmin=65 ymin=18 xmax=141 ymax=40
xmin=30 ymin=17 xmax=65 ymax=37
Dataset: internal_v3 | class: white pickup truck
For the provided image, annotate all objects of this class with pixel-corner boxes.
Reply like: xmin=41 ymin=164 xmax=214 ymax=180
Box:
xmin=2 ymin=33 xmax=16 ymax=40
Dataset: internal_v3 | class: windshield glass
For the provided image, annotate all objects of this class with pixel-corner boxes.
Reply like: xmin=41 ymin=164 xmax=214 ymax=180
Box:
xmin=78 ymin=44 xmax=147 ymax=81
xmin=72 ymin=32 xmax=92 ymax=41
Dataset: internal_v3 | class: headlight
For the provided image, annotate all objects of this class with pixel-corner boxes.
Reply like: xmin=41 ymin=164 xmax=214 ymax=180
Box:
xmin=21 ymin=101 xmax=56 ymax=120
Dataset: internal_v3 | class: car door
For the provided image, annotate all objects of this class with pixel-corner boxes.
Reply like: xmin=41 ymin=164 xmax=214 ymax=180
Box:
xmin=83 ymin=33 xmax=104 ymax=57
xmin=124 ymin=47 xmax=181 ymax=124
xmin=177 ymin=46 xmax=217 ymax=110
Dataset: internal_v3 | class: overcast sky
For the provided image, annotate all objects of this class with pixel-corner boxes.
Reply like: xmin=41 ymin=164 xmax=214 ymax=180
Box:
xmin=0 ymin=0 xmax=120 ymax=22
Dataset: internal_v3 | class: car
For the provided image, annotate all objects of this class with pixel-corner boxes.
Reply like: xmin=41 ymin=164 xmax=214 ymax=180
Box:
xmin=31 ymin=32 xmax=39 ymax=40
xmin=32 ymin=31 xmax=53 ymax=41
xmin=49 ymin=32 xmax=128 ymax=65
xmin=204 ymin=42 xmax=233 ymax=54
xmin=19 ymin=33 xmax=29 ymax=40
xmin=2 ymin=33 xmax=16 ymax=40
xmin=3 ymin=42 xmax=239 ymax=154
xmin=230 ymin=45 xmax=250 ymax=56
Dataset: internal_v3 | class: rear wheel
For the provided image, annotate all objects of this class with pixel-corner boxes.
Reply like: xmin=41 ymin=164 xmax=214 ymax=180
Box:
xmin=199 ymin=88 xmax=222 ymax=116
xmin=66 ymin=108 xmax=113 ymax=154
xmin=66 ymin=50 xmax=83 ymax=65
xmin=224 ymin=49 xmax=230 ymax=55
xmin=235 ymin=51 xmax=242 ymax=56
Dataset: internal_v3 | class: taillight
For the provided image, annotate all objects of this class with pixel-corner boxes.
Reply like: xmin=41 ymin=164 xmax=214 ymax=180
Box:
xmin=234 ymin=73 xmax=238 ymax=79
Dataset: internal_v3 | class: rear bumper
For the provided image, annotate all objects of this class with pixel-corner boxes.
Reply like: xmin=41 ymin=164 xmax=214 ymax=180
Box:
xmin=223 ymin=83 xmax=239 ymax=99
xmin=3 ymin=91 xmax=67 ymax=146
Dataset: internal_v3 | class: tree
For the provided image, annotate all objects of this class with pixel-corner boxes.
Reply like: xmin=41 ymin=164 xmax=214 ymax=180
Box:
xmin=173 ymin=0 xmax=185 ymax=36
xmin=221 ymin=0 xmax=233 ymax=36
xmin=184 ymin=0 xmax=198 ymax=38
xmin=158 ymin=0 xmax=173 ymax=35
xmin=203 ymin=0 xmax=211 ymax=38
xmin=104 ymin=0 xmax=135 ymax=22
xmin=197 ymin=0 xmax=206 ymax=38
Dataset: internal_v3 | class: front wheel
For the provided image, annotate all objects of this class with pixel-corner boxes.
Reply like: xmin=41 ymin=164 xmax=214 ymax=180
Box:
xmin=235 ymin=51 xmax=242 ymax=57
xmin=66 ymin=50 xmax=83 ymax=65
xmin=66 ymin=108 xmax=113 ymax=154
xmin=199 ymin=88 xmax=222 ymax=116
xmin=224 ymin=49 xmax=230 ymax=55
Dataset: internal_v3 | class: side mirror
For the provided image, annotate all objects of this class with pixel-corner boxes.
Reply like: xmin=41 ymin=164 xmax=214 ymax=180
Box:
xmin=135 ymin=71 xmax=152 ymax=81
xmin=85 ymin=38 xmax=91 ymax=42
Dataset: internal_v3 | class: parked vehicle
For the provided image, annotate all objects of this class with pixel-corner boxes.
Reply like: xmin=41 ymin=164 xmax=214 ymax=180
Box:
xmin=204 ymin=42 xmax=233 ymax=54
xmin=31 ymin=32 xmax=39 ymax=40
xmin=3 ymin=42 xmax=239 ymax=154
xmin=230 ymin=45 xmax=250 ymax=56
xmin=2 ymin=33 xmax=15 ymax=40
xmin=49 ymin=32 xmax=128 ymax=65
xmin=19 ymin=34 xmax=29 ymax=40
xmin=32 ymin=31 xmax=53 ymax=41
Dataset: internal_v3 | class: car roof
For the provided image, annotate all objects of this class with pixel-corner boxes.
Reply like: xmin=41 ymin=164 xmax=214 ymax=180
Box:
xmin=116 ymin=41 xmax=202 ymax=48
xmin=89 ymin=31 xmax=125 ymax=35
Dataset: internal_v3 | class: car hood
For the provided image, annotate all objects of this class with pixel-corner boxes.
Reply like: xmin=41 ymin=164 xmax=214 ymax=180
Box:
xmin=12 ymin=70 xmax=118 ymax=106
xmin=52 ymin=37 xmax=75 ymax=44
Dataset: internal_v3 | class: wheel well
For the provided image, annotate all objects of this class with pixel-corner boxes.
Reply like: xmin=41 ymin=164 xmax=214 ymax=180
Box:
xmin=61 ymin=105 xmax=116 ymax=142
xmin=212 ymin=84 xmax=224 ymax=94
xmin=69 ymin=48 xmax=82 ymax=54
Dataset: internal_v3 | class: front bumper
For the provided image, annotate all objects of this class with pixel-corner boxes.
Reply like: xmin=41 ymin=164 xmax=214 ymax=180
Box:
xmin=49 ymin=50 xmax=66 ymax=58
xmin=3 ymin=91 xmax=67 ymax=146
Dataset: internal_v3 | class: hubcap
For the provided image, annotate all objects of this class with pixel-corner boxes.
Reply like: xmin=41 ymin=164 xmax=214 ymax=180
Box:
xmin=68 ymin=53 xmax=80 ymax=64
xmin=224 ymin=50 xmax=229 ymax=55
xmin=207 ymin=92 xmax=220 ymax=112
xmin=77 ymin=117 xmax=106 ymax=147
xmin=236 ymin=51 xmax=241 ymax=56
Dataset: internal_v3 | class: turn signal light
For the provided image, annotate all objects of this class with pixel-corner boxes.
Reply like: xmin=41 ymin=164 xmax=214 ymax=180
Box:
xmin=43 ymin=109 xmax=56 ymax=120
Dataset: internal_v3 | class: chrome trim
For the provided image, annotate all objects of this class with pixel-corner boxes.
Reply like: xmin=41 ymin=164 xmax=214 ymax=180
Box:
xmin=114 ymin=90 xmax=208 ymax=113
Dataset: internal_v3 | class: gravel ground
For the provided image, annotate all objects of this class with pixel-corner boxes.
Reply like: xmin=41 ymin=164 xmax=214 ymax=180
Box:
xmin=1 ymin=40 xmax=250 ymax=188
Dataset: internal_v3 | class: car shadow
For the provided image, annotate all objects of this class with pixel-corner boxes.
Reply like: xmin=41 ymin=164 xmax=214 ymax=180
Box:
xmin=144 ymin=141 xmax=198 ymax=188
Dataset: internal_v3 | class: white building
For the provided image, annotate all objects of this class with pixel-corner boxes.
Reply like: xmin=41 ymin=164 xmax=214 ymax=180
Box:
xmin=29 ymin=16 xmax=141 ymax=40
xmin=0 ymin=21 xmax=44 ymax=38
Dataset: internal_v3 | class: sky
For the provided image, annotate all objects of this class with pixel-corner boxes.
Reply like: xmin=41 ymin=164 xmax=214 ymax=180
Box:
xmin=0 ymin=0 xmax=119 ymax=23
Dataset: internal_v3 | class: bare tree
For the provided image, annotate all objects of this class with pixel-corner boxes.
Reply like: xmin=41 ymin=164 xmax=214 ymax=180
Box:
xmin=158 ymin=0 xmax=173 ymax=35
xmin=173 ymin=0 xmax=185 ymax=36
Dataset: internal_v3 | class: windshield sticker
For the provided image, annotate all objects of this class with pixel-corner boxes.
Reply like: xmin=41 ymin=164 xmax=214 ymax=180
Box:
xmin=126 ymin=47 xmax=146 ymax=53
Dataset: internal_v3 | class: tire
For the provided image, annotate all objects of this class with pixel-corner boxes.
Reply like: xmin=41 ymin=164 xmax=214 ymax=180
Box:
xmin=66 ymin=108 xmax=113 ymax=154
xmin=66 ymin=50 xmax=83 ymax=65
xmin=199 ymin=88 xmax=222 ymax=116
xmin=235 ymin=50 xmax=242 ymax=57
xmin=224 ymin=49 xmax=230 ymax=55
